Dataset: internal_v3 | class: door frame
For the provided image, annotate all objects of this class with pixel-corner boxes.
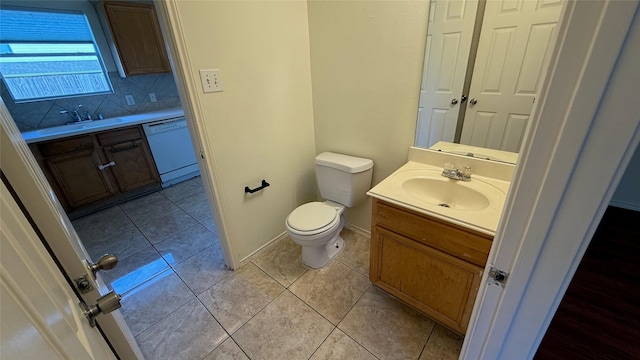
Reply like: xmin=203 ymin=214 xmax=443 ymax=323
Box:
xmin=153 ymin=0 xmax=237 ymax=269
xmin=463 ymin=0 xmax=640 ymax=358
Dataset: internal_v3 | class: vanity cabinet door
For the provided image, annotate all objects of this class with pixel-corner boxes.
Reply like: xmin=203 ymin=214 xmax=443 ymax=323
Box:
xmin=98 ymin=126 xmax=160 ymax=192
xmin=30 ymin=137 xmax=117 ymax=211
xmin=371 ymin=227 xmax=482 ymax=334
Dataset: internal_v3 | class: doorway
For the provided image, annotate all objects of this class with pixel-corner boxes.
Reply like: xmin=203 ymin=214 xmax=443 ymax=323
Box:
xmin=0 ymin=0 xmax=227 ymax=352
xmin=534 ymin=205 xmax=640 ymax=358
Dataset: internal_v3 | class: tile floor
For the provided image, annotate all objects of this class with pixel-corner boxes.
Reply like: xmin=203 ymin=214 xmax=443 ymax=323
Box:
xmin=73 ymin=177 xmax=463 ymax=360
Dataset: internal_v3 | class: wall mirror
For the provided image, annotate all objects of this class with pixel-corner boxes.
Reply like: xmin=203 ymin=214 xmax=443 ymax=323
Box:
xmin=414 ymin=0 xmax=565 ymax=163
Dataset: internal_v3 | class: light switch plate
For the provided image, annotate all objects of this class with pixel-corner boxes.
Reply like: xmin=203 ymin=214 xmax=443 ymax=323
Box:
xmin=199 ymin=69 xmax=224 ymax=93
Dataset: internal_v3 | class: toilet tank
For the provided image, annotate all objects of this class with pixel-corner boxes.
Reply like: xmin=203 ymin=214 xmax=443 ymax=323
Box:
xmin=315 ymin=152 xmax=374 ymax=207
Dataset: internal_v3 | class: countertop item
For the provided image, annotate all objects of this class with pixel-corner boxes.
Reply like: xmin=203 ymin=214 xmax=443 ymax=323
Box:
xmin=21 ymin=107 xmax=184 ymax=144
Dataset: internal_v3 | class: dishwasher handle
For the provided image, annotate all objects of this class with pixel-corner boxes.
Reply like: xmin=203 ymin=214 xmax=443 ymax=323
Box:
xmin=143 ymin=118 xmax=187 ymax=135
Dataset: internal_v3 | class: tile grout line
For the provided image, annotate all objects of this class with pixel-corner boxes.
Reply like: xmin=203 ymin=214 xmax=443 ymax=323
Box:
xmin=192 ymin=294 xmax=240 ymax=360
xmin=417 ymin=323 xmax=438 ymax=360
xmin=113 ymin=190 xmax=211 ymax=338
xmin=245 ymin=232 xmax=381 ymax=358
xmin=283 ymin=261 xmax=379 ymax=359
xmin=224 ymin=263 xmax=289 ymax=337
xmin=125 ymin=268 xmax=193 ymax=338
xmin=330 ymin=283 xmax=383 ymax=359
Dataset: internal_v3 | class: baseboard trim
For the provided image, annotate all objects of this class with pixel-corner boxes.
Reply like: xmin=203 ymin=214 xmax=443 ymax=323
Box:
xmin=237 ymin=231 xmax=288 ymax=268
xmin=344 ymin=222 xmax=371 ymax=237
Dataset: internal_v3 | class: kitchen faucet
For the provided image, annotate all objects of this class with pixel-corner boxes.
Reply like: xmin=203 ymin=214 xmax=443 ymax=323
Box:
xmin=60 ymin=105 xmax=91 ymax=123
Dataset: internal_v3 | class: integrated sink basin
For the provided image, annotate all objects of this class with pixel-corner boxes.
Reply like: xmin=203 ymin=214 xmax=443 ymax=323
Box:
xmin=402 ymin=177 xmax=491 ymax=211
xmin=392 ymin=169 xmax=505 ymax=213
xmin=368 ymin=161 xmax=511 ymax=234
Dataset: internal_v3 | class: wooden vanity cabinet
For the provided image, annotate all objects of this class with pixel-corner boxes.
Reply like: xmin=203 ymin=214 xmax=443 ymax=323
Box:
xmin=30 ymin=126 xmax=160 ymax=217
xmin=370 ymin=198 xmax=492 ymax=334
xmin=101 ymin=2 xmax=170 ymax=75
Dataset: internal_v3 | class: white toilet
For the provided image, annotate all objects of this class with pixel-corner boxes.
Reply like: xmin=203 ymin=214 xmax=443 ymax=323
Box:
xmin=286 ymin=152 xmax=373 ymax=268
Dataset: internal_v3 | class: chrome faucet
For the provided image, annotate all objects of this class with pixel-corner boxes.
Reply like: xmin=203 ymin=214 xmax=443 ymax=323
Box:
xmin=60 ymin=105 xmax=91 ymax=123
xmin=442 ymin=163 xmax=472 ymax=181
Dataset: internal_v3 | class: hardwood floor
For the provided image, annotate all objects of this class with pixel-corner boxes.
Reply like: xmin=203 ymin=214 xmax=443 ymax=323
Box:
xmin=535 ymin=206 xmax=640 ymax=359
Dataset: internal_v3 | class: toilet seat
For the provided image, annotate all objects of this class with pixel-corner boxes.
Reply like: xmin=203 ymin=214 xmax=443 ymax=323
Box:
xmin=286 ymin=202 xmax=340 ymax=235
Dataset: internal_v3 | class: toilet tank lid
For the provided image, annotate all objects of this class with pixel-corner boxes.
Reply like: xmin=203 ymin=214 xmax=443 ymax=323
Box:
xmin=315 ymin=152 xmax=373 ymax=173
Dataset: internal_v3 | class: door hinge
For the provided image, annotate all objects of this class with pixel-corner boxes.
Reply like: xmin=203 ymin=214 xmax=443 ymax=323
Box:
xmin=488 ymin=266 xmax=509 ymax=288
xmin=200 ymin=151 xmax=205 ymax=159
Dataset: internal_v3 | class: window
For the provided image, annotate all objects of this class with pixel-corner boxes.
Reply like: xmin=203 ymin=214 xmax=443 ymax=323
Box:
xmin=0 ymin=8 xmax=113 ymax=103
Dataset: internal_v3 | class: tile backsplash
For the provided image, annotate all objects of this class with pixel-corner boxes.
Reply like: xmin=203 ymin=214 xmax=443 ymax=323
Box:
xmin=2 ymin=72 xmax=182 ymax=132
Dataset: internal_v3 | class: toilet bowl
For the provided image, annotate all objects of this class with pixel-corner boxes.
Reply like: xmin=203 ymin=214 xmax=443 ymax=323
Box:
xmin=286 ymin=201 xmax=345 ymax=268
xmin=285 ymin=152 xmax=373 ymax=268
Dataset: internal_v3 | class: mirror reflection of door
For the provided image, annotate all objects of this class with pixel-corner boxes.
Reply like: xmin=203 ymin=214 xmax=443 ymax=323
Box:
xmin=417 ymin=0 xmax=564 ymax=152
xmin=416 ymin=0 xmax=479 ymax=148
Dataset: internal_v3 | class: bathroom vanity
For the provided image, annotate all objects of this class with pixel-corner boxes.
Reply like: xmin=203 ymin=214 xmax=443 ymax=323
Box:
xmin=370 ymin=199 xmax=489 ymax=334
xmin=367 ymin=146 xmax=514 ymax=335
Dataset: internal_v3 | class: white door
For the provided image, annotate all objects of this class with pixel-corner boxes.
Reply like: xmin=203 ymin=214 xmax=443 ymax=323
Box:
xmin=1 ymin=181 xmax=116 ymax=359
xmin=0 ymin=103 xmax=143 ymax=359
xmin=460 ymin=0 xmax=563 ymax=151
xmin=416 ymin=0 xmax=479 ymax=148
xmin=462 ymin=1 xmax=640 ymax=358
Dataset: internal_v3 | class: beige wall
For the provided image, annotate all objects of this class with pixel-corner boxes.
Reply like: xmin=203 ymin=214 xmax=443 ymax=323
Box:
xmin=172 ymin=1 xmax=317 ymax=262
xmin=167 ymin=0 xmax=429 ymax=262
xmin=308 ymin=0 xmax=429 ymax=230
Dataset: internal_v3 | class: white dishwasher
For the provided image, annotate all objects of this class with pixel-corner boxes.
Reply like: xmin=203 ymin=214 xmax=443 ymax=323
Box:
xmin=142 ymin=117 xmax=200 ymax=187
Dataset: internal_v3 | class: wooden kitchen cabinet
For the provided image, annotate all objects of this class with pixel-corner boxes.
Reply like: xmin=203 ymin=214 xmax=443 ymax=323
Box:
xmin=97 ymin=126 xmax=159 ymax=192
xmin=30 ymin=126 xmax=160 ymax=217
xmin=33 ymin=135 xmax=117 ymax=209
xmin=102 ymin=2 xmax=170 ymax=75
xmin=370 ymin=198 xmax=492 ymax=334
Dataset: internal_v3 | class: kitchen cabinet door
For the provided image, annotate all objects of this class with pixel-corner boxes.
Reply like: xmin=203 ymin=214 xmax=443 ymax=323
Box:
xmin=102 ymin=138 xmax=160 ymax=192
xmin=102 ymin=2 xmax=170 ymax=75
xmin=42 ymin=147 xmax=117 ymax=209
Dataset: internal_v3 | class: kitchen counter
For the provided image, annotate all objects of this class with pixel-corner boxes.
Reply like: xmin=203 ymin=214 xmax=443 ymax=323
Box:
xmin=21 ymin=107 xmax=184 ymax=144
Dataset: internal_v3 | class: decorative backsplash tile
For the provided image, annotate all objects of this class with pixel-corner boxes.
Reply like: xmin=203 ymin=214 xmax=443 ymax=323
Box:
xmin=2 ymin=72 xmax=182 ymax=132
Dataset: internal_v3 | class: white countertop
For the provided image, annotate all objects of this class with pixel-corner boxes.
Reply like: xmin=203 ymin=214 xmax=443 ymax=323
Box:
xmin=21 ymin=107 xmax=185 ymax=144
xmin=367 ymin=148 xmax=514 ymax=235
